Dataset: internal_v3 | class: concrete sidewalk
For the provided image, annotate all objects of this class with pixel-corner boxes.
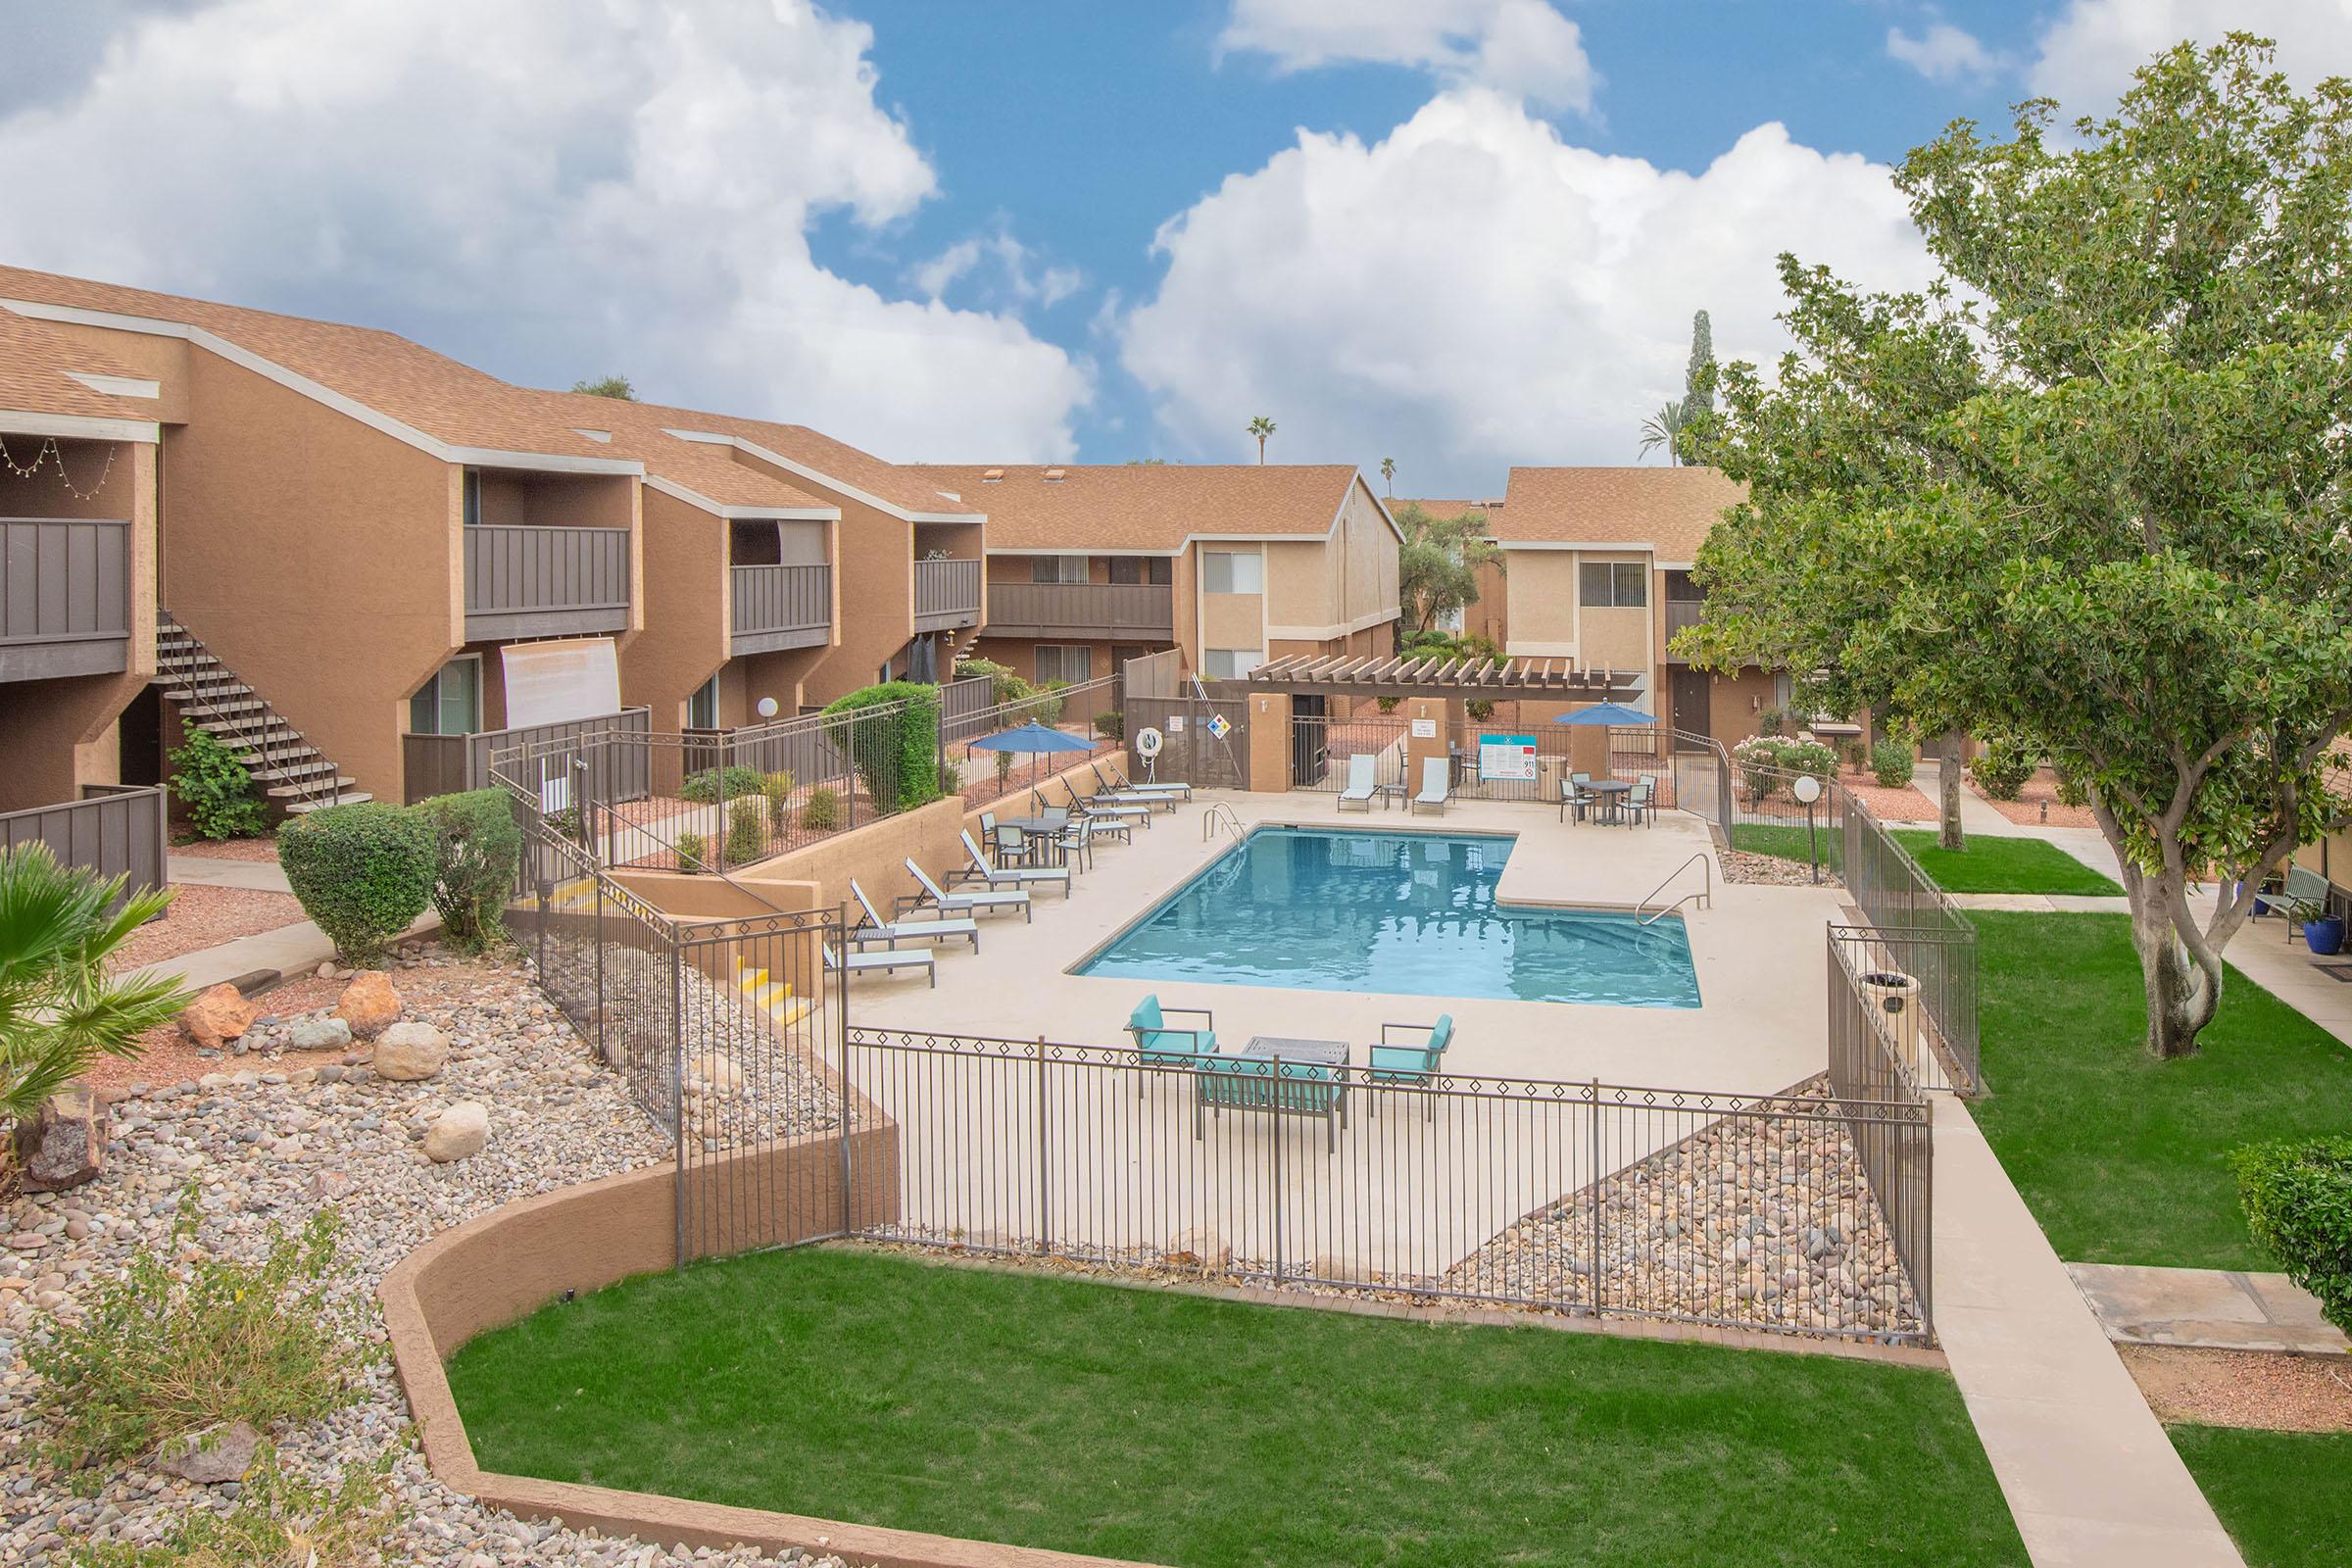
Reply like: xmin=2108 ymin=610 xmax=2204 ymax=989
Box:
xmin=1932 ymin=1097 xmax=2244 ymax=1566
xmin=2068 ymin=1262 xmax=2349 ymax=1355
xmin=132 ymin=908 xmax=439 ymax=992
xmin=167 ymin=853 xmax=293 ymax=893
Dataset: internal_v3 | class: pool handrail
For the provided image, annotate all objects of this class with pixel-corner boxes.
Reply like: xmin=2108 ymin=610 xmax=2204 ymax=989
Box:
xmin=1636 ymin=852 xmax=1713 ymax=926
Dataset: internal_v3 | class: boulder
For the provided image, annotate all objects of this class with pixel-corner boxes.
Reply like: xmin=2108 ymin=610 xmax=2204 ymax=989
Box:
xmin=176 ymin=984 xmax=256 ymax=1051
xmin=686 ymin=1053 xmax=743 ymax=1097
xmin=288 ymin=1017 xmax=353 ymax=1053
xmin=371 ymin=1021 xmax=448 ymax=1082
xmin=154 ymin=1420 xmax=260 ymax=1485
xmin=331 ymin=971 xmax=402 ymax=1039
xmin=422 ymin=1101 xmax=488 ymax=1162
xmin=1164 ymin=1226 xmax=1231 ymax=1272
xmin=12 ymin=1084 xmax=106 ymax=1192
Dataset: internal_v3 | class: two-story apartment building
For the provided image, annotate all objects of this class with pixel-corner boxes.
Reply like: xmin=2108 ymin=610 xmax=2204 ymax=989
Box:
xmin=904 ymin=464 xmax=1400 ymax=690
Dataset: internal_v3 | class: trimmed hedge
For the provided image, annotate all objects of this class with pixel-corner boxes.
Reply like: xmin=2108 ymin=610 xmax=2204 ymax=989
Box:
xmin=681 ymin=765 xmax=767 ymax=805
xmin=1969 ymin=734 xmax=2036 ymax=801
xmin=2231 ymin=1138 xmax=2352 ymax=1334
xmin=419 ymin=790 xmax=521 ymax=954
xmin=279 ymin=801 xmax=435 ymax=965
xmin=820 ymin=681 xmax=941 ymax=814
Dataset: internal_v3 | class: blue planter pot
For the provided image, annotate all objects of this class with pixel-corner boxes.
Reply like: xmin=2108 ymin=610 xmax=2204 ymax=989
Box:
xmin=2306 ymin=916 xmax=2347 ymax=956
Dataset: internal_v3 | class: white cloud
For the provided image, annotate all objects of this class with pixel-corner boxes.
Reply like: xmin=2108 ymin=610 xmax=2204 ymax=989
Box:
xmin=1119 ymin=92 xmax=1936 ymax=490
xmin=910 ymin=228 xmax=1081 ymax=309
xmin=1220 ymin=0 xmax=1595 ymax=113
xmin=2031 ymin=0 xmax=2352 ymax=110
xmin=1886 ymin=23 xmax=2003 ymax=83
xmin=0 ymin=0 xmax=1089 ymax=462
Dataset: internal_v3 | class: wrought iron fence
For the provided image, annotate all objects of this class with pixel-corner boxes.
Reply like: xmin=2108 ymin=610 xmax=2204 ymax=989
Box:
xmin=943 ymin=672 xmax=1125 ymax=808
xmin=1840 ymin=803 xmax=1981 ymax=1096
xmin=837 ymin=1028 xmax=1935 ymax=1345
xmin=1827 ymin=925 xmax=1936 ymax=1302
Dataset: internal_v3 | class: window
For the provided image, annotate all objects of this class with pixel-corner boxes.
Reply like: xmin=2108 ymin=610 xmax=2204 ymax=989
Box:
xmin=1036 ymin=645 xmax=1093 ymax=684
xmin=408 ymin=657 xmax=481 ymax=736
xmin=687 ymin=674 xmax=720 ymax=730
xmin=1202 ymin=550 xmax=1262 ymax=595
xmin=1108 ymin=556 xmax=1173 ymax=586
xmin=461 ymin=467 xmax=482 ymax=528
xmin=1201 ymin=648 xmax=1260 ymax=680
xmin=1579 ymin=562 xmax=1648 ymax=608
xmin=1031 ymin=555 xmax=1091 ymax=584
xmin=728 ymin=519 xmax=781 ymax=566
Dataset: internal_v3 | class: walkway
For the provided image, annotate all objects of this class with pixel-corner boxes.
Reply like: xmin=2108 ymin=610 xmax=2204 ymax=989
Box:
xmin=2068 ymin=1263 xmax=2350 ymax=1355
xmin=139 ymin=853 xmax=434 ymax=992
xmin=1932 ymin=1097 xmax=2245 ymax=1566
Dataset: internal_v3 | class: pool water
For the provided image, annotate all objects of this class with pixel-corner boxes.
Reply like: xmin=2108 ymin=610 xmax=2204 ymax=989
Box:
xmin=1077 ymin=827 xmax=1700 ymax=1007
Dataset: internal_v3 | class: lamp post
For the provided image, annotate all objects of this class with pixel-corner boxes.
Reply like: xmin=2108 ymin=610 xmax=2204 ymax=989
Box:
xmin=1793 ymin=773 xmax=1825 ymax=884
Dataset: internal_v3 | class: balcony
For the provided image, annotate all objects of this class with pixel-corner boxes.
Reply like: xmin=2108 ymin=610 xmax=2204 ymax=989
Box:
xmin=0 ymin=517 xmax=131 ymax=681
xmin=464 ymin=524 xmax=631 ymax=641
xmin=982 ymin=580 xmax=1175 ymax=641
xmin=912 ymin=557 xmax=982 ymax=632
xmin=1663 ymin=598 xmax=1706 ymax=659
xmin=731 ymin=563 xmax=832 ymax=655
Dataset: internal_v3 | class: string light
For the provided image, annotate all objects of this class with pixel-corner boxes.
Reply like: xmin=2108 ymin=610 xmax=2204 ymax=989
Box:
xmin=0 ymin=433 xmax=119 ymax=502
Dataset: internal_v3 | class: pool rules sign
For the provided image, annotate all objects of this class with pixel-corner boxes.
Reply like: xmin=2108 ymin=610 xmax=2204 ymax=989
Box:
xmin=1478 ymin=733 xmax=1538 ymax=782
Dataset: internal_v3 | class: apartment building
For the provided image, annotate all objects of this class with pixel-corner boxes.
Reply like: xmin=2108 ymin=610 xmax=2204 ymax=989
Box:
xmin=904 ymin=464 xmax=1400 ymax=689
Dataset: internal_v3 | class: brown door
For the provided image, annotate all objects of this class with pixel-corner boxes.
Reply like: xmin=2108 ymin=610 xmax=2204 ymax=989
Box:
xmin=1671 ymin=668 xmax=1710 ymax=747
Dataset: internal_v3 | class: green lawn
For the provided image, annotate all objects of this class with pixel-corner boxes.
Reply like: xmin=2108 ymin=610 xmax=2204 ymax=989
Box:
xmin=1973 ymin=912 xmax=2352 ymax=1267
xmin=449 ymin=1249 xmax=2028 ymax=1568
xmin=1888 ymin=830 xmax=2124 ymax=897
xmin=2171 ymin=1426 xmax=2352 ymax=1568
xmin=1729 ymin=821 xmax=1843 ymax=872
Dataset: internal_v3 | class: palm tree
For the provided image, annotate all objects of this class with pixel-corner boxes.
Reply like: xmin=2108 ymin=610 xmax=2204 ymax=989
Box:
xmin=1380 ymin=456 xmax=1396 ymax=496
xmin=0 ymin=845 xmax=185 ymax=1120
xmin=1637 ymin=401 xmax=1690 ymax=466
xmin=1248 ymin=416 xmax=1276 ymax=464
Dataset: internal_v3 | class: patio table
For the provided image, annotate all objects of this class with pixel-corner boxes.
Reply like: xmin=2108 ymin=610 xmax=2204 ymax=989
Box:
xmin=1241 ymin=1036 xmax=1348 ymax=1067
xmin=993 ymin=816 xmax=1065 ymax=866
xmin=1582 ymin=779 xmax=1632 ymax=824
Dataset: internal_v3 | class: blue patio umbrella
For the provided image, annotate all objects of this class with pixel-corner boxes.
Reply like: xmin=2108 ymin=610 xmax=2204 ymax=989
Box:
xmin=967 ymin=721 xmax=1092 ymax=755
xmin=1551 ymin=702 xmax=1657 ymax=726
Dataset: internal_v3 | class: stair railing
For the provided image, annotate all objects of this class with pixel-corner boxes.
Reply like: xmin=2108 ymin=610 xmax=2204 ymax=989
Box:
xmin=158 ymin=611 xmax=343 ymax=812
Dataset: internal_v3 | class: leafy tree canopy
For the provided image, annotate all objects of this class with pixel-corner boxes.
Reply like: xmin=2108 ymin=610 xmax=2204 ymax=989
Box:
xmin=1395 ymin=503 xmax=1502 ymax=635
xmin=570 ymin=374 xmax=637 ymax=400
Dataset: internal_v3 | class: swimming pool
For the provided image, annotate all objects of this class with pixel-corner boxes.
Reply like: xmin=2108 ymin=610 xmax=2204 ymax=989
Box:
xmin=1076 ymin=827 xmax=1700 ymax=1007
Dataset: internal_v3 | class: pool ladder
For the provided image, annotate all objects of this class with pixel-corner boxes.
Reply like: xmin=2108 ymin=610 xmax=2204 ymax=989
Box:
xmin=1201 ymin=803 xmax=1244 ymax=846
xmin=1635 ymin=852 xmax=1713 ymax=927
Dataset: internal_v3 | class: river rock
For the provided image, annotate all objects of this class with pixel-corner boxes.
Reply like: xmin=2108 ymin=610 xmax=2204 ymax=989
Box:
xmin=332 ymin=970 xmax=403 ymax=1038
xmin=422 ymin=1101 xmax=488 ymax=1161
xmin=177 ymin=983 xmax=256 ymax=1051
xmin=288 ymin=1016 xmax=353 ymax=1053
xmin=154 ymin=1420 xmax=259 ymax=1484
xmin=372 ymin=1021 xmax=448 ymax=1082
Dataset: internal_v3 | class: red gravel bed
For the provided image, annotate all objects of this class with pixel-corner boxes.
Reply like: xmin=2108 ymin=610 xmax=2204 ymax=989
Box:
xmin=1972 ymin=770 xmax=2100 ymax=829
xmin=1836 ymin=768 xmax=1940 ymax=822
xmin=89 ymin=956 xmax=447 ymax=1094
xmin=2123 ymin=1346 xmax=2352 ymax=1433
xmin=106 ymin=883 xmax=306 ymax=973
xmin=168 ymin=834 xmax=282 ymax=862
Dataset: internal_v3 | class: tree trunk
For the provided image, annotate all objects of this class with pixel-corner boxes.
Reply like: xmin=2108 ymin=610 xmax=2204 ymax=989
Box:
xmin=1937 ymin=729 xmax=1966 ymax=852
xmin=2130 ymin=892 xmax=2222 ymax=1058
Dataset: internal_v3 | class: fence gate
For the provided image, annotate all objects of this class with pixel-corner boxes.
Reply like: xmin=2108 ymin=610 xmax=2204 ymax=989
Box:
xmin=1127 ymin=691 xmax=1250 ymax=789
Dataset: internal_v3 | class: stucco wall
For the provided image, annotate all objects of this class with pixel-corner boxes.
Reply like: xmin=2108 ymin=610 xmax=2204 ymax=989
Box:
xmin=619 ymin=487 xmax=728 ymax=728
xmin=1500 ymin=551 xmax=1577 ymax=651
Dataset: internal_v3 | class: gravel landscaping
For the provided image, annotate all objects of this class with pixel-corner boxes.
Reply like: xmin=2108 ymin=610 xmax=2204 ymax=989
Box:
xmin=168 ymin=835 xmax=283 ymax=863
xmin=1 ymin=951 xmax=858 ymax=1568
xmin=105 ymin=882 xmax=307 ymax=973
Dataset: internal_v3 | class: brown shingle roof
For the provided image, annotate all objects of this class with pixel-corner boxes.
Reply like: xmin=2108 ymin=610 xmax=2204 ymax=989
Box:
xmin=0 ymin=266 xmax=613 ymax=461
xmin=0 ymin=306 xmax=156 ymax=427
xmin=903 ymin=464 xmax=1364 ymax=551
xmin=614 ymin=407 xmax=982 ymax=519
xmin=535 ymin=392 xmax=833 ymax=514
xmin=1496 ymin=466 xmax=1745 ymax=558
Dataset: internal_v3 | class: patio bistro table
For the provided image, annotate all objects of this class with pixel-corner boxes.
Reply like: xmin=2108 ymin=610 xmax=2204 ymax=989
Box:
xmin=1581 ymin=779 xmax=1633 ymax=824
xmin=1241 ymin=1036 xmax=1348 ymax=1067
xmin=993 ymin=816 xmax=1064 ymax=865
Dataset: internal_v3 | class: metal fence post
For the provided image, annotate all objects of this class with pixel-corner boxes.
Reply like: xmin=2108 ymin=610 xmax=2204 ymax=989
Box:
xmin=670 ymin=927 xmax=687 ymax=1269
xmin=593 ymin=876 xmax=607 ymax=1066
xmin=1271 ymin=1080 xmax=1286 ymax=1283
xmin=1589 ymin=1078 xmax=1603 ymax=1319
xmin=1035 ymin=1035 xmax=1051 ymax=1252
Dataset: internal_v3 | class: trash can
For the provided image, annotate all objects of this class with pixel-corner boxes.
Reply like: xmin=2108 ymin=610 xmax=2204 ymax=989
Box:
xmin=1857 ymin=970 xmax=1923 ymax=1079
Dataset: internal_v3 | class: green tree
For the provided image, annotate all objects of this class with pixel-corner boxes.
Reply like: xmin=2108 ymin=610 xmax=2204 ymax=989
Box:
xmin=1679 ymin=35 xmax=2352 ymax=1058
xmin=570 ymin=374 xmax=636 ymax=400
xmin=1380 ymin=456 xmax=1396 ymax=496
xmin=1683 ymin=309 xmax=1715 ymax=417
xmin=1248 ymin=415 xmax=1276 ymax=463
xmin=1395 ymin=503 xmax=1501 ymax=635
xmin=1637 ymin=400 xmax=1690 ymax=466
xmin=0 ymin=845 xmax=185 ymax=1120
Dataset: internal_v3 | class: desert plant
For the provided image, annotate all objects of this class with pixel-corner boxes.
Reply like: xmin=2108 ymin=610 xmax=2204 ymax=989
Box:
xmin=1968 ymin=733 xmax=2036 ymax=801
xmin=723 ymin=804 xmax=765 ymax=866
xmin=937 ymin=758 xmax=962 ymax=796
xmin=680 ymin=764 xmax=766 ymax=805
xmin=0 ymin=845 xmax=184 ymax=1120
xmin=994 ymin=748 xmax=1016 ymax=790
xmin=1841 ymin=738 xmax=1868 ymax=770
xmin=2231 ymin=1138 xmax=2352 ymax=1334
xmin=761 ymin=770 xmax=796 ymax=835
xmin=72 ymin=1441 xmax=401 ymax=1568
xmin=418 ymin=790 xmax=519 ymax=955
xmin=30 ymin=1186 xmax=370 ymax=1467
xmin=167 ymin=729 xmax=270 ymax=841
xmin=673 ymin=829 xmax=708 ymax=871
xmin=801 ymin=786 xmax=842 ymax=832
xmin=1093 ymin=710 xmax=1124 ymax=741
xmin=275 ymin=802 xmax=434 ymax=966
xmin=1465 ymin=699 xmax=1496 ymax=721
xmin=1869 ymin=738 xmax=1916 ymax=789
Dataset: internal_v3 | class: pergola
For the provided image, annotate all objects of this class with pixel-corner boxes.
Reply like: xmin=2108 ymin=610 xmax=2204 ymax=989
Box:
xmin=1245 ymin=652 xmax=1642 ymax=703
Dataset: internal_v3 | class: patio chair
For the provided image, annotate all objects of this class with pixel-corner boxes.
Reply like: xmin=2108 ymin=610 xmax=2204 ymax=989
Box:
xmin=1193 ymin=1056 xmax=1348 ymax=1151
xmin=1338 ymin=752 xmax=1378 ymax=811
xmin=1365 ymin=1015 xmax=1454 ymax=1120
xmin=1126 ymin=994 xmax=1219 ymax=1096
xmin=1054 ymin=812 xmax=1104 ymax=872
xmin=1624 ymin=778 xmax=1655 ymax=828
xmin=1072 ymin=798 xmax=1137 ymax=846
xmin=901 ymin=858 xmax=1032 ymax=922
xmin=847 ymin=879 xmax=980 ymax=954
xmin=958 ymin=829 xmax=1073 ymax=895
xmin=1411 ymin=755 xmax=1449 ymax=816
xmin=822 ymin=940 xmax=936 ymax=988
xmin=1558 ymin=771 xmax=1591 ymax=823
xmin=1096 ymin=760 xmax=1192 ymax=800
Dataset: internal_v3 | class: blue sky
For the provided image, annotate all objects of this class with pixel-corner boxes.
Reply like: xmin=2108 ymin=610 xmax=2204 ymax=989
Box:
xmin=4 ymin=1 xmax=2341 ymax=493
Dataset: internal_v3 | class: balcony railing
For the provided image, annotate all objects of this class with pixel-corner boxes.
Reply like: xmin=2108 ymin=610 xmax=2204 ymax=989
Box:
xmin=0 ymin=517 xmax=131 ymax=681
xmin=913 ymin=557 xmax=982 ymax=631
xmin=731 ymin=563 xmax=832 ymax=655
xmin=981 ymin=580 xmax=1175 ymax=640
xmin=464 ymin=524 xmax=631 ymax=641
xmin=1664 ymin=598 xmax=1706 ymax=656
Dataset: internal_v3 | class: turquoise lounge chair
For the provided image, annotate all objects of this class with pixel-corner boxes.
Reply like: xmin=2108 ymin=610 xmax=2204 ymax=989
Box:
xmin=1126 ymin=994 xmax=1219 ymax=1097
xmin=1366 ymin=1014 xmax=1454 ymax=1119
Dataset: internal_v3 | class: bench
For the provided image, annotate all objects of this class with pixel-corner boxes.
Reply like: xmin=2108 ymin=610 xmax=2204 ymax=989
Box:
xmin=1194 ymin=1057 xmax=1348 ymax=1151
xmin=2254 ymin=863 xmax=2333 ymax=943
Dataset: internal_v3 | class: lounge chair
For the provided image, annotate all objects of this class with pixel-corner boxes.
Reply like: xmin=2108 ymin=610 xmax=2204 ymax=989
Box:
xmin=1126 ymin=994 xmax=1219 ymax=1096
xmin=1366 ymin=1015 xmax=1454 ymax=1119
xmin=902 ymin=858 xmax=1031 ymax=922
xmin=1068 ymin=801 xmax=1134 ymax=848
xmin=848 ymin=879 xmax=980 ymax=953
xmin=1086 ymin=763 xmax=1182 ymax=812
xmin=1338 ymin=752 xmax=1377 ymax=811
xmin=1095 ymin=760 xmax=1191 ymax=801
xmin=822 ymin=941 xmax=935 ymax=987
xmin=957 ymin=829 xmax=1073 ymax=895
xmin=1411 ymin=755 xmax=1449 ymax=816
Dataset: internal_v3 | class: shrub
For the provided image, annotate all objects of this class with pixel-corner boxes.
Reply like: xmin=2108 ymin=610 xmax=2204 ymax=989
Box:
xmin=673 ymin=829 xmax=708 ymax=871
xmin=1754 ymin=706 xmax=1788 ymax=738
xmin=938 ymin=758 xmax=963 ymax=797
xmin=167 ymin=729 xmax=270 ymax=841
xmin=2231 ymin=1138 xmax=2352 ymax=1334
xmin=723 ymin=804 xmax=765 ymax=866
xmin=1776 ymin=739 xmax=1838 ymax=781
xmin=761 ymin=770 xmax=796 ymax=835
xmin=681 ymin=764 xmax=766 ymax=805
xmin=277 ymin=801 xmax=433 ymax=965
xmin=72 ymin=1441 xmax=400 ymax=1568
xmin=2052 ymin=765 xmax=2091 ymax=808
xmin=801 ymin=785 xmax=842 ymax=832
xmin=418 ymin=790 xmax=519 ymax=955
xmin=994 ymin=748 xmax=1016 ymax=789
xmin=1465 ymin=699 xmax=1496 ymax=721
xmin=821 ymin=681 xmax=942 ymax=813
xmin=30 ymin=1187 xmax=370 ymax=1467
xmin=1869 ymin=738 xmax=1916 ymax=789
xmin=1093 ymin=710 xmax=1124 ymax=741
xmin=1841 ymin=738 xmax=1868 ymax=770
xmin=1023 ymin=679 xmax=1072 ymax=726
xmin=1733 ymin=736 xmax=1783 ymax=802
xmin=1969 ymin=733 xmax=2036 ymax=801
xmin=1376 ymin=695 xmax=1401 ymax=713
xmin=0 ymin=845 xmax=183 ymax=1120
xmin=955 ymin=656 xmax=1027 ymax=705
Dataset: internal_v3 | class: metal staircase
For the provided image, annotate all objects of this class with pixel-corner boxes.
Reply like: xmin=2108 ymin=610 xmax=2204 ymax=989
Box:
xmin=154 ymin=610 xmax=369 ymax=814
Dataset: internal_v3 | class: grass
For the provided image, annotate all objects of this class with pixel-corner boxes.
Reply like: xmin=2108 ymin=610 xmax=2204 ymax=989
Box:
xmin=1729 ymin=821 xmax=1843 ymax=872
xmin=1972 ymin=912 xmax=2352 ymax=1267
xmin=2170 ymin=1426 xmax=2352 ymax=1568
xmin=448 ymin=1249 xmax=2028 ymax=1568
xmin=1887 ymin=830 xmax=2123 ymax=897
